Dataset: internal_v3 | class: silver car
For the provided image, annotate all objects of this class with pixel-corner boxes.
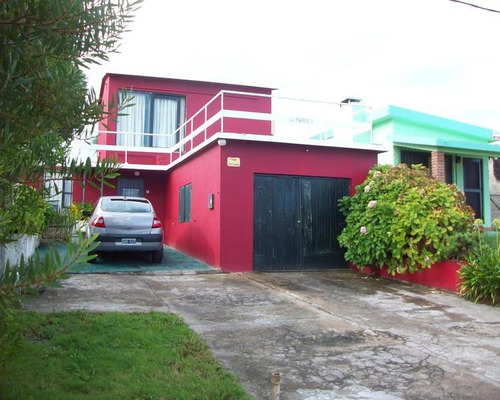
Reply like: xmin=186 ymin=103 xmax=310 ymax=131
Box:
xmin=86 ymin=196 xmax=164 ymax=263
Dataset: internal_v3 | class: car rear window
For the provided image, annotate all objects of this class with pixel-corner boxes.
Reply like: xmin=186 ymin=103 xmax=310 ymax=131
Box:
xmin=101 ymin=199 xmax=152 ymax=213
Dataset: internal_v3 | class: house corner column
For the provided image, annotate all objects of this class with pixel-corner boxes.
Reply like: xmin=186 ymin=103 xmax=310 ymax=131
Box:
xmin=431 ymin=151 xmax=446 ymax=182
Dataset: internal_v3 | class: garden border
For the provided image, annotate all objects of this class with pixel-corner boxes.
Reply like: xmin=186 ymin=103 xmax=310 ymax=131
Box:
xmin=353 ymin=260 xmax=462 ymax=292
xmin=0 ymin=234 xmax=40 ymax=276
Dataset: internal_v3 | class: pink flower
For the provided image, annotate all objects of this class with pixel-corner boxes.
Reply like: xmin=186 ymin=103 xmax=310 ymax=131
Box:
xmin=424 ymin=256 xmax=431 ymax=263
xmin=364 ymin=185 xmax=371 ymax=193
xmin=367 ymin=200 xmax=377 ymax=209
xmin=360 ymin=226 xmax=367 ymax=234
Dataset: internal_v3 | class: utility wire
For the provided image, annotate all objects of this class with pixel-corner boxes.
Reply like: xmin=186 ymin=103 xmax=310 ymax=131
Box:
xmin=449 ymin=0 xmax=500 ymax=14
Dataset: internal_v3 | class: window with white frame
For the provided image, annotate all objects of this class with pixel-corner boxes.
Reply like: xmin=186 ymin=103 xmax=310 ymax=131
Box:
xmin=117 ymin=90 xmax=186 ymax=148
xmin=62 ymin=179 xmax=73 ymax=208
xmin=44 ymin=174 xmax=73 ymax=210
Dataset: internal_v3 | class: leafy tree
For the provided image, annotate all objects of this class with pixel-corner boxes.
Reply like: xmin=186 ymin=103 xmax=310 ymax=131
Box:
xmin=0 ymin=0 xmax=140 ymax=321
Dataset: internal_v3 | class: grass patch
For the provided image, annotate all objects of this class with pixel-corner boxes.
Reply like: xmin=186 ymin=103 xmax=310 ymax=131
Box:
xmin=0 ymin=311 xmax=250 ymax=399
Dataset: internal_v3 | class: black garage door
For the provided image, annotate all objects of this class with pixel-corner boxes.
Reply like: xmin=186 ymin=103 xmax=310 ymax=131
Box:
xmin=253 ymin=174 xmax=350 ymax=271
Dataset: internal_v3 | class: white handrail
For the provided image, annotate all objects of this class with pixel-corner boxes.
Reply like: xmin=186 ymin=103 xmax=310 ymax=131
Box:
xmin=89 ymin=90 xmax=373 ymax=167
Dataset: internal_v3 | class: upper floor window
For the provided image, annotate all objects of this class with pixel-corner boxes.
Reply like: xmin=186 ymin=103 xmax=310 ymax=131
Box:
xmin=117 ymin=90 xmax=185 ymax=148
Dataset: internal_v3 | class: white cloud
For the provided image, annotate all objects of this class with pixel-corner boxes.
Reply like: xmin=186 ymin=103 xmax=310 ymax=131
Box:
xmin=86 ymin=0 xmax=500 ymax=129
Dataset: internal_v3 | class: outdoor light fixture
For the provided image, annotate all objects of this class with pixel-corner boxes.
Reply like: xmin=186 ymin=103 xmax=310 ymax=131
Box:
xmin=134 ymin=171 xmax=140 ymax=176
xmin=218 ymin=139 xmax=227 ymax=146
xmin=456 ymin=156 xmax=462 ymax=164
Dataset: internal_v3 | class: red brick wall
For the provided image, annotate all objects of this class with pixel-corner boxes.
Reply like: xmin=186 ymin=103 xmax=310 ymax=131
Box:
xmin=431 ymin=151 xmax=446 ymax=182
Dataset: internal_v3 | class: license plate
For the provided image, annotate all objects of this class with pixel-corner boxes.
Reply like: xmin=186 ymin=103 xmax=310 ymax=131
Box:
xmin=121 ymin=238 xmax=137 ymax=245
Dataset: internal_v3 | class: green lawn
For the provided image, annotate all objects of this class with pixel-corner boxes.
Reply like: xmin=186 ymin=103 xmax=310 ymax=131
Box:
xmin=0 ymin=311 xmax=250 ymax=400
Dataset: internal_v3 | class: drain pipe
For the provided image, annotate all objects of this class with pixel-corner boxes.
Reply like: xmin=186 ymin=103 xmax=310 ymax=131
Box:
xmin=271 ymin=372 xmax=281 ymax=400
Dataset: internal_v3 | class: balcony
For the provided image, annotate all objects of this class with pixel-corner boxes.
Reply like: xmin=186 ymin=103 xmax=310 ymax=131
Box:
xmin=73 ymin=91 xmax=374 ymax=170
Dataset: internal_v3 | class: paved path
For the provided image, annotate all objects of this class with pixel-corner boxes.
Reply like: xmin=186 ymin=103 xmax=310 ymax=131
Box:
xmin=25 ymin=271 xmax=500 ymax=400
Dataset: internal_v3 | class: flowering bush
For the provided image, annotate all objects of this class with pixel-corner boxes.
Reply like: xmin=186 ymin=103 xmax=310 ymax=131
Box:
xmin=338 ymin=164 xmax=475 ymax=275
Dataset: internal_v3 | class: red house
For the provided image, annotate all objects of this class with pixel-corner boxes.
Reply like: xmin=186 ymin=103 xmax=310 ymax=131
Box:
xmin=73 ymin=73 xmax=381 ymax=272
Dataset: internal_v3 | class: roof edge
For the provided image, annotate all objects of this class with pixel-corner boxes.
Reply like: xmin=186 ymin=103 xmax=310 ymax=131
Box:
xmin=373 ymin=105 xmax=493 ymax=140
xmin=100 ymin=72 xmax=277 ymax=92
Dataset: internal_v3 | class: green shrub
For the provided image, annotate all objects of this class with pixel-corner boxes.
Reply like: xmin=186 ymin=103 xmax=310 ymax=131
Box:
xmin=459 ymin=226 xmax=500 ymax=305
xmin=338 ymin=164 xmax=475 ymax=275
xmin=42 ymin=208 xmax=78 ymax=241
xmin=440 ymin=231 xmax=478 ymax=260
xmin=69 ymin=202 xmax=94 ymax=221
xmin=0 ymin=185 xmax=54 ymax=238
xmin=42 ymin=204 xmax=58 ymax=230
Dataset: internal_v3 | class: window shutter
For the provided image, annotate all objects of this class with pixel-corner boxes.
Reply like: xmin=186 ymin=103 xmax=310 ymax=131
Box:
xmin=185 ymin=184 xmax=192 ymax=222
xmin=179 ymin=185 xmax=185 ymax=222
xmin=179 ymin=183 xmax=192 ymax=223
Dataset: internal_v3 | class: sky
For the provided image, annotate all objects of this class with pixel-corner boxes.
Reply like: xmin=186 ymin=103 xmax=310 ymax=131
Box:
xmin=85 ymin=0 xmax=500 ymax=130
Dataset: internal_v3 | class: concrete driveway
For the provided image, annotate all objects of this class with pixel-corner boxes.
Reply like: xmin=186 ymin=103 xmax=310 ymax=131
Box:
xmin=24 ymin=271 xmax=500 ymax=400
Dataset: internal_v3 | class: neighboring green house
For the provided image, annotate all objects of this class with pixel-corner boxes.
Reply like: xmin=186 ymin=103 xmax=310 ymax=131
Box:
xmin=358 ymin=105 xmax=500 ymax=226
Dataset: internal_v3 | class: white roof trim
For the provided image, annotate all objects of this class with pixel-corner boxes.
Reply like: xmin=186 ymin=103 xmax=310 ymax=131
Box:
xmin=97 ymin=132 xmax=386 ymax=171
xmin=217 ymin=132 xmax=387 ymax=152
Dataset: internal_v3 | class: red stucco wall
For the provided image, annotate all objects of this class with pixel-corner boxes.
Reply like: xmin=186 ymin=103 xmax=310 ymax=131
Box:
xmin=72 ymin=170 xmax=167 ymax=222
xmin=74 ymin=139 xmax=378 ymax=272
xmin=216 ymin=140 xmax=378 ymax=272
xmin=354 ymin=260 xmax=462 ymax=292
xmin=163 ymin=145 xmax=222 ymax=267
xmin=98 ymin=74 xmax=273 ymax=164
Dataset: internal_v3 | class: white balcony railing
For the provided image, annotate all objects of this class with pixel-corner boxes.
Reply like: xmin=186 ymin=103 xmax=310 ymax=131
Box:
xmin=74 ymin=90 xmax=373 ymax=168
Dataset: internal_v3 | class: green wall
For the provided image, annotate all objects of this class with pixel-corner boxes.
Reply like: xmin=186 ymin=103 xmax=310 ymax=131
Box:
xmin=364 ymin=105 xmax=500 ymax=226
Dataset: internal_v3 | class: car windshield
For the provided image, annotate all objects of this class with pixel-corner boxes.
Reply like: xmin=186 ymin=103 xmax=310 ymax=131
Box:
xmin=101 ymin=198 xmax=152 ymax=213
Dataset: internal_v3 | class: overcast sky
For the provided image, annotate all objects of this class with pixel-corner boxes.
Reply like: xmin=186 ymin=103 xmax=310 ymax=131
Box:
xmin=85 ymin=0 xmax=500 ymax=130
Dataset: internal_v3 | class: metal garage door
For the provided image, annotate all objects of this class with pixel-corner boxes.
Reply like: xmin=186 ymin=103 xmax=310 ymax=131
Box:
xmin=253 ymin=174 xmax=350 ymax=271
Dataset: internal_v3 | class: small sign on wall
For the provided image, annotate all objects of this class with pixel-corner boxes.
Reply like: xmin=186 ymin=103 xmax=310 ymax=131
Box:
xmin=227 ymin=157 xmax=241 ymax=167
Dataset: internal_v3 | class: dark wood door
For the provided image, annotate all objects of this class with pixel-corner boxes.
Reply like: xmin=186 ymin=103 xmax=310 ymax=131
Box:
xmin=253 ymin=174 xmax=349 ymax=271
xmin=117 ymin=178 xmax=144 ymax=197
